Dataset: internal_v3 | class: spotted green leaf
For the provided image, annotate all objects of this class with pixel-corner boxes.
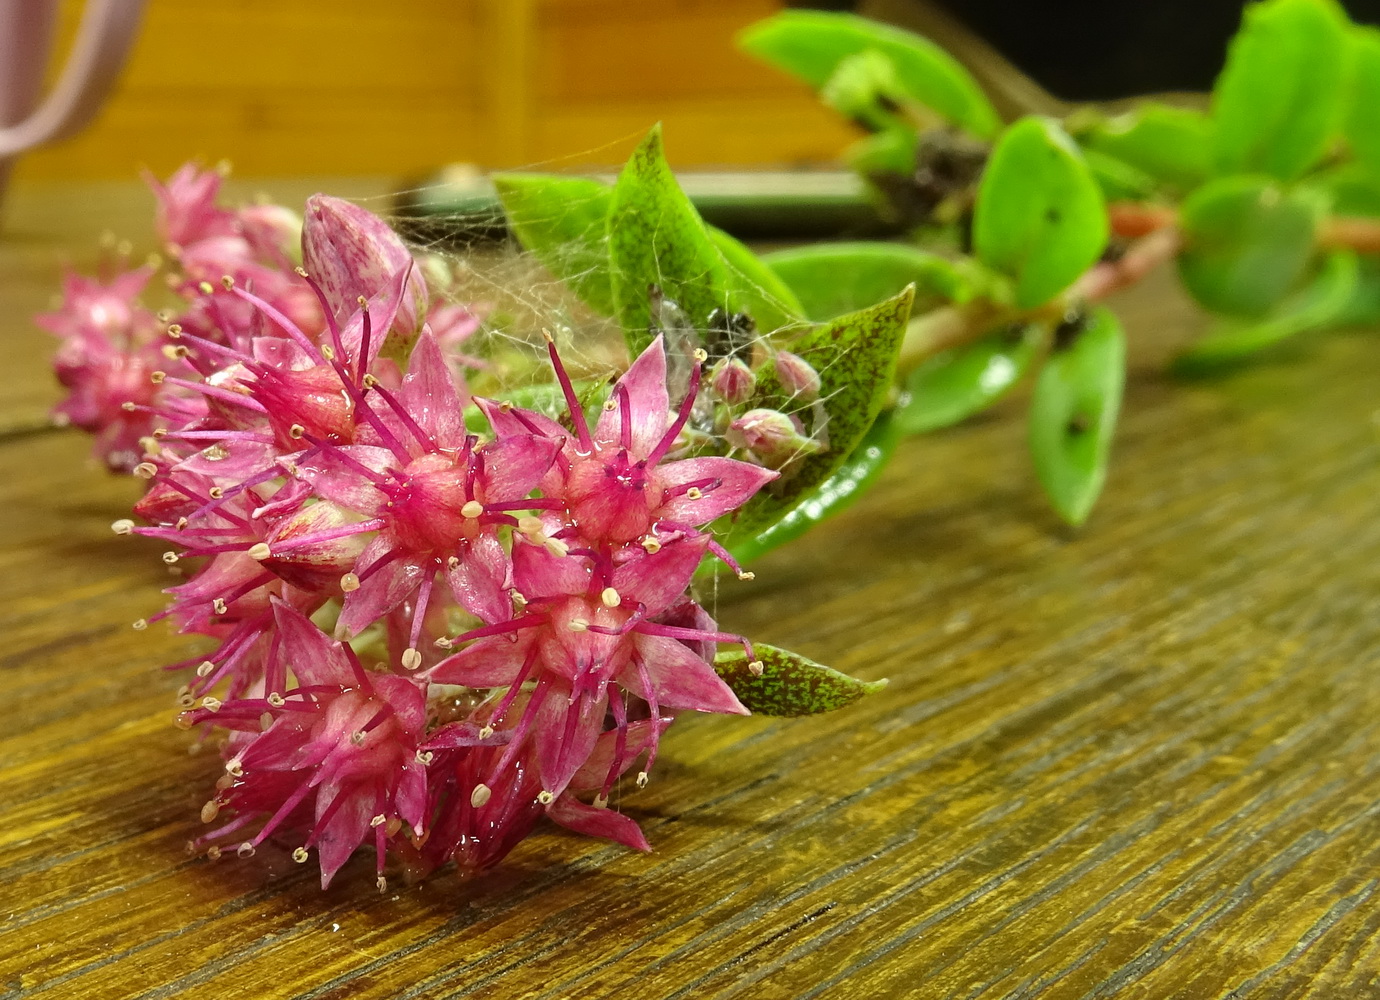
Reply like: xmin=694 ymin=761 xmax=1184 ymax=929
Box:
xmin=724 ymin=286 xmax=915 ymax=540
xmin=1176 ymin=175 xmax=1325 ymax=318
xmin=1029 ymin=307 xmax=1125 ymax=526
xmin=972 ymin=116 xmax=1109 ymax=309
xmin=763 ymin=242 xmax=969 ymax=322
xmin=493 ymin=173 xmax=616 ymax=316
xmin=714 ymin=643 xmax=887 ymax=717
xmin=706 ymin=227 xmax=806 ymax=335
xmin=738 ymin=10 xmax=1000 ymax=139
xmin=896 ymin=324 xmax=1040 ymax=434
xmin=1212 ymin=0 xmax=1350 ymax=181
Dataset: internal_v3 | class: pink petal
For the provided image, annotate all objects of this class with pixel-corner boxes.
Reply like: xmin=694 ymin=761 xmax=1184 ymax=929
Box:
xmin=478 ymin=434 xmax=561 ymax=501
xmin=394 ymin=758 xmax=428 ymax=833
xmin=476 ymin=396 xmax=570 ymax=444
xmin=595 ymin=336 xmax=669 ymax=458
xmin=428 ymin=634 xmax=532 ymax=687
xmin=370 ymin=673 xmax=428 ymax=734
xmin=533 ymin=687 xmax=607 ymax=798
xmin=547 ymin=797 xmax=650 ymax=852
xmin=293 ymin=445 xmax=395 ymax=512
xmin=314 ymin=785 xmax=374 ymax=887
xmin=656 ymin=456 xmax=778 ymax=526
xmin=400 ymin=330 xmax=466 ymax=450
xmin=627 ymin=633 xmax=749 ymax=715
xmin=611 ymin=533 xmax=708 ymax=615
xmin=302 ymin=195 xmax=416 ymax=321
xmin=570 ymin=718 xmax=672 ymax=791
xmin=272 ymin=599 xmax=353 ymax=689
xmin=336 ymin=542 xmax=428 ymax=638
xmin=446 ymin=532 xmax=512 ymax=625
xmin=337 ymin=262 xmax=410 ymax=369
xmin=511 ymin=536 xmax=592 ymax=599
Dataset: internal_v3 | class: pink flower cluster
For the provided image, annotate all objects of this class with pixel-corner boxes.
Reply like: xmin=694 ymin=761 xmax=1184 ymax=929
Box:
xmin=78 ymin=166 xmax=778 ymax=888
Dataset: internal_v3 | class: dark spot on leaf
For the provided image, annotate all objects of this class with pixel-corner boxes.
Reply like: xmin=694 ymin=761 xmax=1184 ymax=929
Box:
xmin=1046 ymin=207 xmax=1061 ymax=224
xmin=1066 ymin=413 xmax=1091 ymax=436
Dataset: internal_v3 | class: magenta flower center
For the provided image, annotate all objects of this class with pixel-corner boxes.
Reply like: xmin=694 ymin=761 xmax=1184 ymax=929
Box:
xmin=566 ymin=448 xmax=657 ymax=544
xmin=383 ymin=452 xmax=477 ymax=553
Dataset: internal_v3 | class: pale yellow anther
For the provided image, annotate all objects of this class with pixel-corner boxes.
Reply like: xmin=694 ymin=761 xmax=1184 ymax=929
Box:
xmin=640 ymin=536 xmax=662 ymax=554
xmin=544 ymin=537 xmax=569 ymax=558
xmin=512 ymin=591 xmax=527 ymax=607
xmin=685 ymin=487 xmax=703 ymax=500
xmin=258 ymin=712 xmax=273 ymax=731
xmin=292 ymin=847 xmax=309 ymax=863
xmin=200 ymin=800 xmax=220 ymax=823
xmin=212 ymin=598 xmax=228 ymax=615
xmin=295 ymin=266 xmax=309 ymax=278
xmin=517 ymin=516 xmax=544 ymax=535
xmin=134 ymin=462 xmax=158 ymax=479
xmin=350 ymin=730 xmax=366 ymax=746
xmin=167 ymin=323 xmax=182 ymax=337
xmin=415 ymin=749 xmax=435 ymax=765
xmin=120 ymin=401 xmax=136 ymax=412
xmin=111 ymin=519 xmax=135 ymax=535
xmin=692 ymin=348 xmax=709 ymax=363
xmin=748 ymin=660 xmax=765 ymax=676
xmin=198 ymin=280 xmax=214 ymax=295
xmin=447 ymin=555 xmax=460 ymax=569
xmin=132 ymin=618 xmax=148 ymax=631
xmin=537 ymin=790 xmax=555 ymax=805
xmin=248 ymin=542 xmax=271 ymax=560
xmin=208 ymin=486 xmax=224 ymax=499
xmin=196 ymin=660 xmax=215 ymax=677
xmin=220 ymin=275 xmax=235 ymax=290
xmin=362 ymin=373 xmax=379 ymax=388
xmin=601 ymin=587 xmax=621 ymax=608
xmin=376 ymin=875 xmax=388 ymax=893
xmin=370 ymin=813 xmax=387 ymax=828
xmin=401 ymin=647 xmax=422 ymax=671
xmin=226 ymin=756 xmax=244 ymax=777
xmin=162 ymin=551 xmax=179 ymax=565
xmin=592 ymin=794 xmax=609 ymax=810
xmin=461 ymin=500 xmax=484 ymax=518
xmin=470 ymin=783 xmax=492 ymax=808
xmin=340 ymin=573 xmax=361 ymax=592
xmin=202 ymin=696 xmax=222 ymax=712
xmin=602 ymin=397 xmax=618 ymax=411
xmin=478 ymin=724 xmax=495 ymax=740
xmin=206 ymin=845 xmax=223 ymax=861
xmin=433 ymin=636 xmax=453 ymax=649
xmin=176 ymin=517 xmax=189 ymax=530
xmin=636 ymin=771 xmax=649 ymax=788
xmin=568 ymin=618 xmax=589 ymax=632
xmin=288 ymin=423 xmax=305 ymax=439
xmin=357 ymin=295 xmax=368 ymax=308
xmin=320 ymin=344 xmax=335 ymax=360
xmin=737 ymin=571 xmax=755 ymax=582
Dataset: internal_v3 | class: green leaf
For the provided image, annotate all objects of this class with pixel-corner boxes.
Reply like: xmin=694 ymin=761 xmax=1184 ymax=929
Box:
xmin=725 ymin=286 xmax=915 ymax=540
xmin=1211 ymin=0 xmax=1350 ymax=181
xmin=1077 ymin=104 xmax=1213 ymax=192
xmin=763 ymin=241 xmax=969 ymax=321
xmin=738 ymin=10 xmax=1001 ymax=139
xmin=1176 ymin=175 xmax=1325 ymax=317
xmin=607 ymin=126 xmax=732 ymax=353
xmin=706 ymin=226 xmax=806 ymax=336
xmin=1345 ymin=27 xmax=1380 ymax=176
xmin=1178 ymin=250 xmax=1359 ymax=367
xmin=1029 ymin=307 xmax=1125 ymax=526
xmin=713 ymin=643 xmax=887 ymax=716
xmin=821 ymin=49 xmax=909 ymax=131
xmin=896 ymin=324 xmax=1040 ymax=434
xmin=972 ymin=116 xmax=1109 ymax=309
xmin=1081 ymin=149 xmax=1159 ymax=202
xmin=493 ymin=173 xmax=615 ymax=316
xmin=721 ymin=415 xmax=900 ymax=571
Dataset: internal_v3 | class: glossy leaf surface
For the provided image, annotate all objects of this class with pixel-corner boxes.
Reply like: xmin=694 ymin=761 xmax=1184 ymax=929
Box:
xmin=972 ymin=117 xmax=1108 ymax=309
xmin=1029 ymin=308 xmax=1126 ymax=526
xmin=896 ymin=324 xmax=1040 ymax=434
xmin=763 ymin=242 xmax=968 ymax=321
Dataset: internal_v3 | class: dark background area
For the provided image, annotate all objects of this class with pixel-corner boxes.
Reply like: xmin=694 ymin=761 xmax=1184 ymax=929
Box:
xmin=792 ymin=0 xmax=1380 ymax=99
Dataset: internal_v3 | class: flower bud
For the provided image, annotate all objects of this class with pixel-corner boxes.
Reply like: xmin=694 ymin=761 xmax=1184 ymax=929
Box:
xmin=709 ymin=357 xmax=756 ymax=406
xmin=773 ymin=350 xmax=821 ymax=400
xmin=725 ymin=408 xmax=823 ymax=470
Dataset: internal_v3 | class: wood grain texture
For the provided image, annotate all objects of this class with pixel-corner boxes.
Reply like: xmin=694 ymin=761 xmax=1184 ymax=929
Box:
xmin=5 ymin=182 xmax=1380 ymax=999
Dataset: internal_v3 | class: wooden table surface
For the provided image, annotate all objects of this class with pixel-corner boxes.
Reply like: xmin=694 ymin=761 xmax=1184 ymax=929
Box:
xmin=4 ymin=180 xmax=1380 ymax=1000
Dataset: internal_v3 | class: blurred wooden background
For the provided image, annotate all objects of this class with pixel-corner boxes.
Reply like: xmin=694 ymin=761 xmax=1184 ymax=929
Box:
xmin=14 ymin=0 xmax=861 ymax=182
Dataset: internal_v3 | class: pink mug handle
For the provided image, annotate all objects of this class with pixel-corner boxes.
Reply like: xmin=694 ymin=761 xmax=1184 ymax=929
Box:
xmin=0 ymin=0 xmax=143 ymax=159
